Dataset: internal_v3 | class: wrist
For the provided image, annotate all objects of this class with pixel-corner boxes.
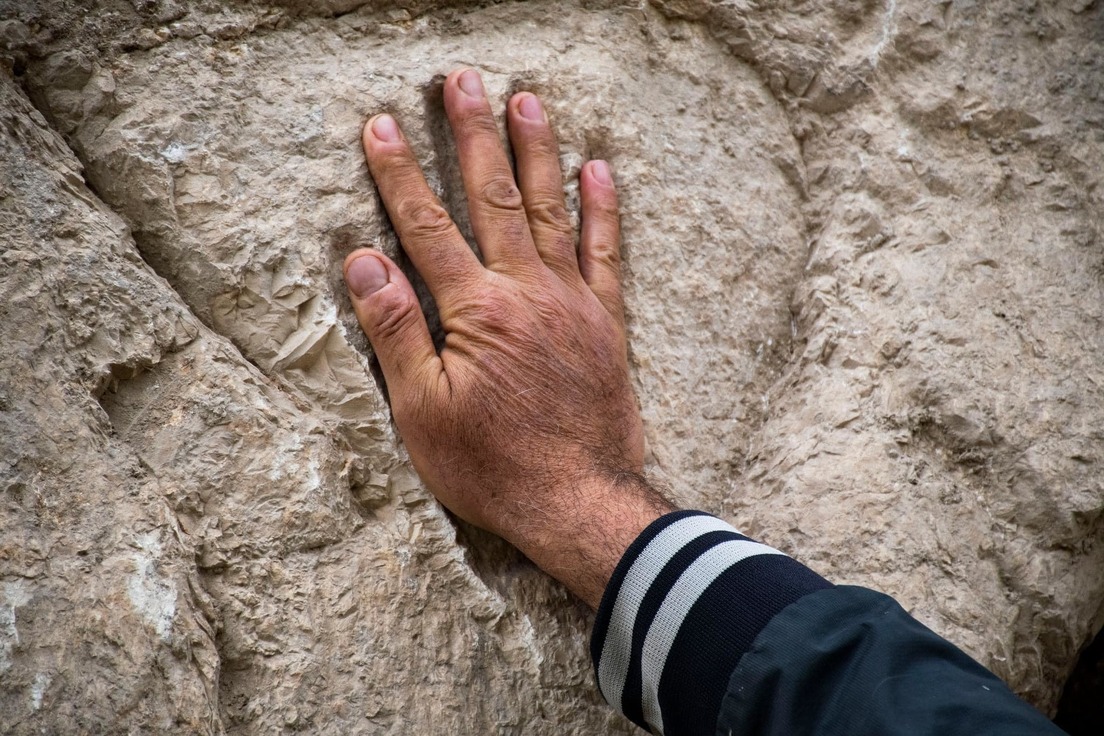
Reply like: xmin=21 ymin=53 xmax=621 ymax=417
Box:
xmin=503 ymin=473 xmax=676 ymax=609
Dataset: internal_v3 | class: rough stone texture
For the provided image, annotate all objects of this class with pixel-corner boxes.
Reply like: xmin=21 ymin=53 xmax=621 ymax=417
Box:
xmin=1 ymin=0 xmax=1102 ymax=733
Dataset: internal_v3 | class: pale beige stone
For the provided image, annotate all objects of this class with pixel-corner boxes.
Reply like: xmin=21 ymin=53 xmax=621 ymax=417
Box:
xmin=1 ymin=0 xmax=1102 ymax=732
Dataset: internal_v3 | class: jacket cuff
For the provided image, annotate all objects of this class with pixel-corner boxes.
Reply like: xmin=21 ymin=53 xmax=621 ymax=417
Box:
xmin=590 ymin=510 xmax=832 ymax=736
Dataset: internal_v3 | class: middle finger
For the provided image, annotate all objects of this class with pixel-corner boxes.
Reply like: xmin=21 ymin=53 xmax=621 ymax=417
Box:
xmin=443 ymin=69 xmax=541 ymax=272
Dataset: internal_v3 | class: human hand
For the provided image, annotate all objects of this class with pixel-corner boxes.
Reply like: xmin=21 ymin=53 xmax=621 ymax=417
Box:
xmin=343 ymin=69 xmax=673 ymax=607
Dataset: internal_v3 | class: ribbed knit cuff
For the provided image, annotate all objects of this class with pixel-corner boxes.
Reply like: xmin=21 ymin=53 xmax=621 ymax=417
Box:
xmin=590 ymin=510 xmax=832 ymax=736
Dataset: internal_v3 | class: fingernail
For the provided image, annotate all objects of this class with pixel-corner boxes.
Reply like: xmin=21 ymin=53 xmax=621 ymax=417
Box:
xmin=371 ymin=114 xmax=400 ymax=142
xmin=346 ymin=254 xmax=390 ymax=297
xmin=518 ymin=93 xmax=543 ymax=121
xmin=590 ymin=160 xmax=612 ymax=185
xmin=458 ymin=69 xmax=484 ymax=98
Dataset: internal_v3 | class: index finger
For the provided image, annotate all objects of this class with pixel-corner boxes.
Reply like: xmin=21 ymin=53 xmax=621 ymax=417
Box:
xmin=362 ymin=113 xmax=483 ymax=305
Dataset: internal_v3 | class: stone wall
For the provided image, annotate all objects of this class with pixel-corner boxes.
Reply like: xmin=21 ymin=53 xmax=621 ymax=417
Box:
xmin=2 ymin=0 xmax=1102 ymax=733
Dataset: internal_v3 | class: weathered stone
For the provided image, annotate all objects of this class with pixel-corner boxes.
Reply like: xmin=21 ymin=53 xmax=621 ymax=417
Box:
xmin=1 ymin=0 xmax=1102 ymax=732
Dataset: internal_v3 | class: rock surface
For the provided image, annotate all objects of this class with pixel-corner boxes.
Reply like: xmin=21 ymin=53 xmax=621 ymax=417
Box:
xmin=1 ymin=0 xmax=1102 ymax=733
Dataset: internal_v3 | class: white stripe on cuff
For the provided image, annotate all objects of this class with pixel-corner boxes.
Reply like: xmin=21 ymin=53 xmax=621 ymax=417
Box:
xmin=640 ymin=540 xmax=787 ymax=735
xmin=597 ymin=515 xmax=735 ymax=713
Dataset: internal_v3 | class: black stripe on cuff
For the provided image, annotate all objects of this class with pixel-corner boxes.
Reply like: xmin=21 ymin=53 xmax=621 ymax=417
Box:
xmin=619 ymin=528 xmax=752 ymax=729
xmin=590 ymin=510 xmax=710 ymax=671
xmin=590 ymin=510 xmax=832 ymax=736
xmin=658 ymin=553 xmax=833 ymax=735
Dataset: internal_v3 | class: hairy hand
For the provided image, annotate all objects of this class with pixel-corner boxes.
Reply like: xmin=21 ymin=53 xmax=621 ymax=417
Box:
xmin=344 ymin=69 xmax=672 ymax=607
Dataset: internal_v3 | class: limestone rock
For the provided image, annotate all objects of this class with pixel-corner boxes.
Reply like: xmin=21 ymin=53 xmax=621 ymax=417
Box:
xmin=1 ymin=0 xmax=1102 ymax=732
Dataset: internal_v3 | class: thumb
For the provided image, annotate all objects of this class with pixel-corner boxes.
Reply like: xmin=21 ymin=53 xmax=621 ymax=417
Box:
xmin=344 ymin=249 xmax=440 ymax=401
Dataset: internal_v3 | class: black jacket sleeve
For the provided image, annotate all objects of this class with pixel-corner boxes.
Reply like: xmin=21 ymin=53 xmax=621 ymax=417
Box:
xmin=590 ymin=510 xmax=1066 ymax=736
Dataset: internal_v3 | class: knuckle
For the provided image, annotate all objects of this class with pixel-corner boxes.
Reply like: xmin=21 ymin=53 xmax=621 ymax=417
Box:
xmin=478 ymin=177 xmax=525 ymax=213
xmin=523 ymin=132 xmax=559 ymax=160
xmin=396 ymin=198 xmax=455 ymax=240
xmin=372 ymin=145 xmax=412 ymax=176
xmin=590 ymin=241 xmax=621 ymax=270
xmin=527 ymin=196 xmax=571 ymax=231
xmin=370 ymin=290 xmax=420 ymax=342
xmin=456 ymin=291 xmax=513 ymax=327
xmin=458 ymin=111 xmax=500 ymax=140
xmin=592 ymin=196 xmax=620 ymax=221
